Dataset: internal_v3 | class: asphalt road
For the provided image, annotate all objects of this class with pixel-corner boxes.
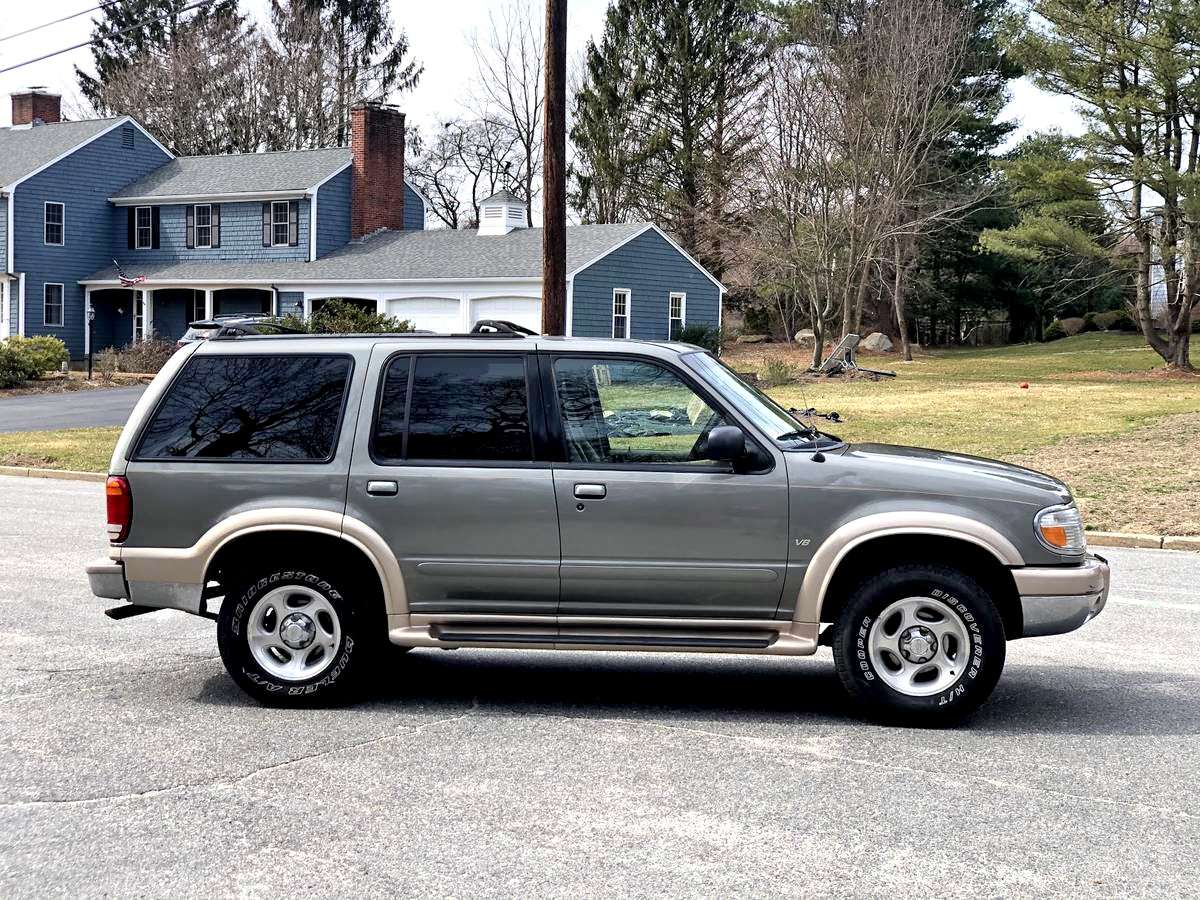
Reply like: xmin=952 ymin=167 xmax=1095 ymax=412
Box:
xmin=0 ymin=474 xmax=1197 ymax=898
xmin=0 ymin=386 xmax=146 ymax=433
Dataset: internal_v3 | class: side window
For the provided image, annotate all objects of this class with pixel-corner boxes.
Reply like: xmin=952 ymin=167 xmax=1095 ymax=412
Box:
xmin=553 ymin=357 xmax=728 ymax=465
xmin=135 ymin=355 xmax=352 ymax=461
xmin=372 ymin=355 xmax=411 ymax=461
xmin=373 ymin=355 xmax=532 ymax=463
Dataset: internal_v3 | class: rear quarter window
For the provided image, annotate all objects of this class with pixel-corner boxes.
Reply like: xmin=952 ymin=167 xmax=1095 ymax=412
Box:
xmin=134 ymin=354 xmax=352 ymax=462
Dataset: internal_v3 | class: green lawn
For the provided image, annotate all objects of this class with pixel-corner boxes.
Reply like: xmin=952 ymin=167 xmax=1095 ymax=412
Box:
xmin=3 ymin=335 xmax=1198 ymax=533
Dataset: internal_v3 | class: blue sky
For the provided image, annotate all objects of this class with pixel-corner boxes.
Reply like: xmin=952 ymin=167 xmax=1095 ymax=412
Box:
xmin=0 ymin=0 xmax=1081 ymax=143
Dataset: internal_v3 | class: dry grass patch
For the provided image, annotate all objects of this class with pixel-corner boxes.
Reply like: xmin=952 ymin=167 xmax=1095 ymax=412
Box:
xmin=1012 ymin=412 xmax=1200 ymax=536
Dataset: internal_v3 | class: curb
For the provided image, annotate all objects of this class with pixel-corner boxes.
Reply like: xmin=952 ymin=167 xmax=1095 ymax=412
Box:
xmin=1088 ymin=531 xmax=1200 ymax=552
xmin=0 ymin=465 xmax=105 ymax=483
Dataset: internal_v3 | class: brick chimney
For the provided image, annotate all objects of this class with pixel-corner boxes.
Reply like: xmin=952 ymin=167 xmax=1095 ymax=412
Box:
xmin=350 ymin=102 xmax=406 ymax=239
xmin=11 ymin=88 xmax=61 ymax=127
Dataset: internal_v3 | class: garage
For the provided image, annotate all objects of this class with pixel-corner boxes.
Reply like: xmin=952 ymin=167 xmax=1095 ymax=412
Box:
xmin=386 ymin=297 xmax=462 ymax=333
xmin=470 ymin=296 xmax=541 ymax=333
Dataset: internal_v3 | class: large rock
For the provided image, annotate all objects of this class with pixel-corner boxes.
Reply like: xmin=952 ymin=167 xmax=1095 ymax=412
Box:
xmin=860 ymin=332 xmax=894 ymax=352
xmin=736 ymin=333 xmax=769 ymax=344
xmin=794 ymin=328 xmax=816 ymax=345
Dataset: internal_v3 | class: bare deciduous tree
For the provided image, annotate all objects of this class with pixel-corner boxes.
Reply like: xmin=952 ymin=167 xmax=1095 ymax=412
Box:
xmin=469 ymin=0 xmax=544 ymax=225
xmin=741 ymin=0 xmax=977 ymax=365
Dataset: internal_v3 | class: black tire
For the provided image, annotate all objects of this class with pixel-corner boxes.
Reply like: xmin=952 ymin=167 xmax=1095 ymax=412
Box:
xmin=217 ymin=566 xmax=376 ymax=706
xmin=831 ymin=564 xmax=1006 ymax=726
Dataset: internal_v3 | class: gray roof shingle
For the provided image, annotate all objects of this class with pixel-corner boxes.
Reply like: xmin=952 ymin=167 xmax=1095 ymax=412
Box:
xmin=0 ymin=118 xmax=124 ymax=188
xmin=84 ymin=223 xmax=650 ymax=284
xmin=112 ymin=147 xmax=352 ymax=199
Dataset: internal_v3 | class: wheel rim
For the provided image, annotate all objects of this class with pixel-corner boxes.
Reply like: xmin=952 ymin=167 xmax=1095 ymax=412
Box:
xmin=867 ymin=596 xmax=972 ymax=697
xmin=246 ymin=586 xmax=342 ymax=683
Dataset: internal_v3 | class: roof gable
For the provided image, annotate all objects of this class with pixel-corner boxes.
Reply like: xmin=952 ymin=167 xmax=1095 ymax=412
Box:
xmin=0 ymin=118 xmax=128 ymax=189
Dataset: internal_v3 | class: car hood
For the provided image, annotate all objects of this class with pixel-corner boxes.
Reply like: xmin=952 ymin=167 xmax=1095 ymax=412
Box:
xmin=837 ymin=442 xmax=1072 ymax=505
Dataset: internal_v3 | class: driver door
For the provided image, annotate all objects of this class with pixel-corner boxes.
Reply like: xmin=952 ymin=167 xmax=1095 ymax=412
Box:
xmin=547 ymin=354 xmax=789 ymax=620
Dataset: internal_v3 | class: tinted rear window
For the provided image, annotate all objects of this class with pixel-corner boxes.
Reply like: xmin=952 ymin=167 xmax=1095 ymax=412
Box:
xmin=375 ymin=355 xmax=532 ymax=462
xmin=135 ymin=354 xmax=352 ymax=461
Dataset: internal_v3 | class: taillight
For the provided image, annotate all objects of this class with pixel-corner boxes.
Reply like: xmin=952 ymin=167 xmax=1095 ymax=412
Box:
xmin=106 ymin=476 xmax=131 ymax=543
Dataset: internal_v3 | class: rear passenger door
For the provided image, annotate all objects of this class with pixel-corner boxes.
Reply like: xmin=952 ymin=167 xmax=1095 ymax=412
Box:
xmin=346 ymin=348 xmax=561 ymax=616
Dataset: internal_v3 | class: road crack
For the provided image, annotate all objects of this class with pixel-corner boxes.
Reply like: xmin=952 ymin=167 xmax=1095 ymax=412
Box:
xmin=0 ymin=699 xmax=479 ymax=811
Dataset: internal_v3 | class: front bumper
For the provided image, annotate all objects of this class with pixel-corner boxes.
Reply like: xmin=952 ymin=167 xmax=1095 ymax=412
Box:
xmin=86 ymin=559 xmax=128 ymax=600
xmin=1011 ymin=553 xmax=1110 ymax=637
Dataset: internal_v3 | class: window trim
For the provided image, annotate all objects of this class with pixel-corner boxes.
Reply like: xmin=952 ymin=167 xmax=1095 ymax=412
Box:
xmin=43 ymin=202 xmax=65 ymax=246
xmin=194 ymin=203 xmax=212 ymax=249
xmin=42 ymin=282 xmax=64 ymax=328
xmin=134 ymin=205 xmax=153 ymax=249
xmin=128 ymin=352 xmax=356 ymax=465
xmin=669 ymin=291 xmax=686 ymax=339
xmin=368 ymin=350 xmax=544 ymax=469
xmin=612 ymin=288 xmax=631 ymax=339
xmin=271 ymin=200 xmax=290 ymax=247
xmin=541 ymin=350 xmax=774 ymax=474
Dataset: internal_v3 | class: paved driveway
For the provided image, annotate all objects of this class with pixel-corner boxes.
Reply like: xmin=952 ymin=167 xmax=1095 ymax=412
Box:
xmin=0 ymin=386 xmax=145 ymax=432
xmin=0 ymin=474 xmax=1197 ymax=898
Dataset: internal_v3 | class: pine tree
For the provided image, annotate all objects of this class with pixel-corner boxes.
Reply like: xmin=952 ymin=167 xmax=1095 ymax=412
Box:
xmin=76 ymin=0 xmax=240 ymax=113
xmin=570 ymin=0 xmax=765 ymax=275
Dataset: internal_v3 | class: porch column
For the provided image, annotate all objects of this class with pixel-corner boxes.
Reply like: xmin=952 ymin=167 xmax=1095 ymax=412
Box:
xmin=144 ymin=290 xmax=154 ymax=341
xmin=203 ymin=288 xmax=214 ymax=320
xmin=132 ymin=290 xmax=141 ymax=342
xmin=376 ymin=297 xmax=386 ymax=317
xmin=84 ymin=288 xmax=91 ymax=356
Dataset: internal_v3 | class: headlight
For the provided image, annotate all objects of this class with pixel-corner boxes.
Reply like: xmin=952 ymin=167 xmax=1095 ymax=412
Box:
xmin=1035 ymin=504 xmax=1086 ymax=555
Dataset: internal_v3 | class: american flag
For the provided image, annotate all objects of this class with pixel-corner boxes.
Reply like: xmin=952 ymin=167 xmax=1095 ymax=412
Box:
xmin=112 ymin=259 xmax=146 ymax=288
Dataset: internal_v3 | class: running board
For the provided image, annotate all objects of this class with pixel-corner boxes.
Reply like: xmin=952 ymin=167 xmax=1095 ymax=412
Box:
xmin=387 ymin=620 xmax=820 ymax=656
xmin=431 ymin=628 xmax=772 ymax=650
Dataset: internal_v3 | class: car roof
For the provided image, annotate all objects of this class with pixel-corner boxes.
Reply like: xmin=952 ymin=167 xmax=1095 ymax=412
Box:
xmin=192 ymin=333 xmax=703 ymax=358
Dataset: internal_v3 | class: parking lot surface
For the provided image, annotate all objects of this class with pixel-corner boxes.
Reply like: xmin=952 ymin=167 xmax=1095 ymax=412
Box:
xmin=0 ymin=474 xmax=1196 ymax=897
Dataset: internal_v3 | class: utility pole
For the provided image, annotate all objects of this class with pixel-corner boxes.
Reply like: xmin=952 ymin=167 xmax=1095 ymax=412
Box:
xmin=541 ymin=0 xmax=568 ymax=335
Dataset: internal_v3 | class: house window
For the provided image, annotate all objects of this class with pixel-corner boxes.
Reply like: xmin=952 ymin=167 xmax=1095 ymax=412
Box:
xmin=135 ymin=206 xmax=153 ymax=249
xmin=272 ymin=201 xmax=290 ymax=247
xmin=669 ymin=292 xmax=686 ymax=340
xmin=44 ymin=202 xmax=64 ymax=246
xmin=43 ymin=283 xmax=64 ymax=327
xmin=192 ymin=291 xmax=206 ymax=324
xmin=194 ymin=204 xmax=212 ymax=248
xmin=612 ymin=288 xmax=630 ymax=339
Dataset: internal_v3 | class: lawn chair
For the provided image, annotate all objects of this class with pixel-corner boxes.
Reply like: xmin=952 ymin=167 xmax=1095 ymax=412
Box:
xmin=811 ymin=333 xmax=896 ymax=379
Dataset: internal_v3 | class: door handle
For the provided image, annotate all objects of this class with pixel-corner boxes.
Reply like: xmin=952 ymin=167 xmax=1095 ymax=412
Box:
xmin=574 ymin=483 xmax=607 ymax=499
xmin=366 ymin=480 xmax=398 ymax=496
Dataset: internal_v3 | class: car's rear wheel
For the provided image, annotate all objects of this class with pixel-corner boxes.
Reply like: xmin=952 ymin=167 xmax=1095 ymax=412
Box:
xmin=831 ymin=564 xmax=1006 ymax=725
xmin=217 ymin=566 xmax=373 ymax=706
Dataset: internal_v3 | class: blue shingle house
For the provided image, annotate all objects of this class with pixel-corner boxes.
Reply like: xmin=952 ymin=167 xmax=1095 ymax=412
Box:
xmin=0 ymin=89 xmax=723 ymax=357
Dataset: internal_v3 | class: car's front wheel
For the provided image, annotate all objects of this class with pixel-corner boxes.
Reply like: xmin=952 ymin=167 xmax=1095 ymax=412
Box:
xmin=217 ymin=566 xmax=372 ymax=706
xmin=831 ymin=564 xmax=1006 ymax=725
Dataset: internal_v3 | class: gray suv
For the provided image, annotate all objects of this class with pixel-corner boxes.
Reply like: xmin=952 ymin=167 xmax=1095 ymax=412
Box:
xmin=87 ymin=334 xmax=1109 ymax=723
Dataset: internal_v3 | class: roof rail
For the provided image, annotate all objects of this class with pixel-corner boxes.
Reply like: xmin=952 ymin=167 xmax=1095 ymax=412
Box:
xmin=209 ymin=331 xmax=528 ymax=341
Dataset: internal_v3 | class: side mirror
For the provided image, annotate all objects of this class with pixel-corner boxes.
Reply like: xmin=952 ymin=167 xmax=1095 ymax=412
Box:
xmin=705 ymin=425 xmax=747 ymax=461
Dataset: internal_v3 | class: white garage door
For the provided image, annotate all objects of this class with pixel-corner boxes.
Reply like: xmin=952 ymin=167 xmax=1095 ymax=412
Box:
xmin=471 ymin=296 xmax=541 ymax=333
xmin=387 ymin=297 xmax=462 ymax=333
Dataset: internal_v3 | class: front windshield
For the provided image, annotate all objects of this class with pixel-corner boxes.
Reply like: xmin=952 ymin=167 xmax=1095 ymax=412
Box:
xmin=685 ymin=351 xmax=825 ymax=445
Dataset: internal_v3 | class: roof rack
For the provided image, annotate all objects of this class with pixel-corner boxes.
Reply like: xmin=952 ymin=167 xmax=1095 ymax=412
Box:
xmin=209 ymin=331 xmax=529 ymax=341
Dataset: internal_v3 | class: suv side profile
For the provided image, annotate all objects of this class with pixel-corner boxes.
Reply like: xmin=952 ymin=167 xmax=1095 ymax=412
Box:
xmin=87 ymin=334 xmax=1109 ymax=724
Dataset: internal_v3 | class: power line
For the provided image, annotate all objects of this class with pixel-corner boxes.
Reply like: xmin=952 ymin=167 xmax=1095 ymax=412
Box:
xmin=0 ymin=0 xmax=217 ymax=77
xmin=0 ymin=1 xmax=125 ymax=45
